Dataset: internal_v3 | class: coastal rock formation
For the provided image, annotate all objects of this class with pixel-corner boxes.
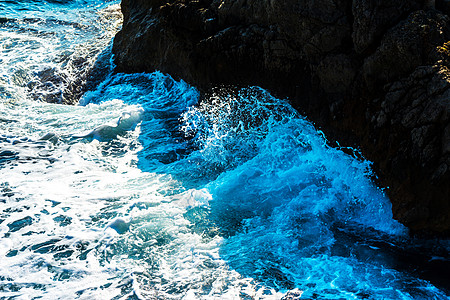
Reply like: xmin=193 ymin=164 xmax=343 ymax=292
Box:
xmin=113 ymin=0 xmax=450 ymax=236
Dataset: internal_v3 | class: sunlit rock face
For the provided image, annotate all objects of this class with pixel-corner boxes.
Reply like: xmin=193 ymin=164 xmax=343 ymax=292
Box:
xmin=113 ymin=0 xmax=450 ymax=236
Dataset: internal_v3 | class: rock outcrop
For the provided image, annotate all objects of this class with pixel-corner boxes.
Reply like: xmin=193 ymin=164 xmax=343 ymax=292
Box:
xmin=113 ymin=0 xmax=450 ymax=236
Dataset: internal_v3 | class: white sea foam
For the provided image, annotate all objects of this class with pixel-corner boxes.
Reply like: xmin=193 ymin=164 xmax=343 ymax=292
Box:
xmin=0 ymin=1 xmax=449 ymax=299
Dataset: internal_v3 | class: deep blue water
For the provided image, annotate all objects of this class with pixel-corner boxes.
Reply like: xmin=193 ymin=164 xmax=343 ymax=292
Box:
xmin=0 ymin=1 xmax=449 ymax=299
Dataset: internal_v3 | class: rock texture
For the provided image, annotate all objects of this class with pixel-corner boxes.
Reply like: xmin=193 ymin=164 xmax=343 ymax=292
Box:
xmin=113 ymin=0 xmax=450 ymax=236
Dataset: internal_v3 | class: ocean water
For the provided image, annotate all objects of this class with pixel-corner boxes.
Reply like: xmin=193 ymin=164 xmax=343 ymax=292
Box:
xmin=0 ymin=1 xmax=449 ymax=299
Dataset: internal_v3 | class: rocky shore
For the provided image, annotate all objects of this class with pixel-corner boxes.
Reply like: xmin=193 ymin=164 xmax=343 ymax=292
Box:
xmin=112 ymin=0 xmax=450 ymax=236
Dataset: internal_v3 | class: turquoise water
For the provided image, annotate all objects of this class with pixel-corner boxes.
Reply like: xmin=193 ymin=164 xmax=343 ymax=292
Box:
xmin=0 ymin=1 xmax=449 ymax=299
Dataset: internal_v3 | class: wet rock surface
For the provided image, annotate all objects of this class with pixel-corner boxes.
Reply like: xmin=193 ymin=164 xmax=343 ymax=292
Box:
xmin=113 ymin=0 xmax=450 ymax=236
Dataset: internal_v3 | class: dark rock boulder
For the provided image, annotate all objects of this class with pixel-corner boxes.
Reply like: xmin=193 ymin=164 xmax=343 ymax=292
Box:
xmin=352 ymin=0 xmax=422 ymax=54
xmin=113 ymin=0 xmax=450 ymax=236
xmin=356 ymin=10 xmax=450 ymax=234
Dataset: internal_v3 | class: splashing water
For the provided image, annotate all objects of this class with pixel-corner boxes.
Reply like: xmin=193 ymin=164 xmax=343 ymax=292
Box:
xmin=0 ymin=1 xmax=449 ymax=299
xmin=0 ymin=0 xmax=121 ymax=104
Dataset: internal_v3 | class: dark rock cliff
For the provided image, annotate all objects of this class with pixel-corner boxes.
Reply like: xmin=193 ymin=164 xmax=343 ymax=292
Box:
xmin=113 ymin=0 xmax=450 ymax=236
